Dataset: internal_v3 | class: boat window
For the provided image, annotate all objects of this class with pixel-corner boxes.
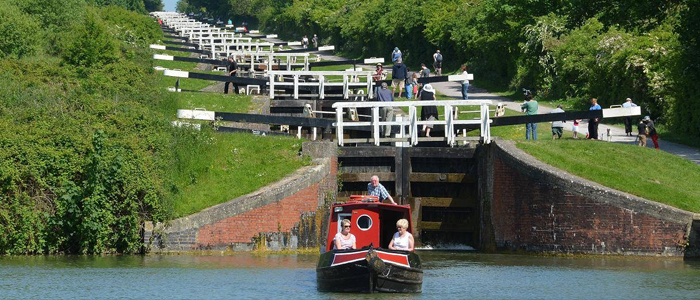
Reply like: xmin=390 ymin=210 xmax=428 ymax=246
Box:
xmin=336 ymin=213 xmax=351 ymax=233
xmin=356 ymin=214 xmax=372 ymax=231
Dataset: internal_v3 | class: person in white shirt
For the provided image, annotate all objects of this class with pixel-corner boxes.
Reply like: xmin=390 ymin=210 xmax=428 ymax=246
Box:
xmin=388 ymin=219 xmax=414 ymax=251
xmin=334 ymin=219 xmax=357 ymax=250
xmin=460 ymin=65 xmax=470 ymax=100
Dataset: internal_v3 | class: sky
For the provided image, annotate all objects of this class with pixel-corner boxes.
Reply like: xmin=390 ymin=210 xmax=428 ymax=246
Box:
xmin=163 ymin=0 xmax=177 ymax=11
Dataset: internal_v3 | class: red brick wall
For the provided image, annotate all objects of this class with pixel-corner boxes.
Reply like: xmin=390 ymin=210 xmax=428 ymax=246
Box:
xmin=196 ymin=157 xmax=337 ymax=247
xmin=492 ymin=157 xmax=687 ymax=255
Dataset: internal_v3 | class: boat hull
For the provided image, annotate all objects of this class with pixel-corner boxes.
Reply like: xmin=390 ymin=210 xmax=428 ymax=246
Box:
xmin=316 ymin=248 xmax=422 ymax=293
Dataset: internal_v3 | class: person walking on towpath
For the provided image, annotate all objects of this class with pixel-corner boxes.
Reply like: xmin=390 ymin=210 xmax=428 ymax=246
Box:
xmin=521 ymin=94 xmax=539 ymax=140
xmin=377 ymin=82 xmax=395 ymax=137
xmin=622 ymin=97 xmax=638 ymax=136
xmin=368 ymin=175 xmax=397 ymax=205
xmin=643 ymin=116 xmax=660 ymax=149
xmin=224 ymin=56 xmax=239 ymax=94
xmin=312 ymin=34 xmax=318 ymax=48
xmin=433 ymin=50 xmax=443 ymax=76
xmin=637 ymin=119 xmax=648 ymax=147
xmin=551 ymin=105 xmax=565 ymax=140
xmin=391 ymin=47 xmax=402 ymax=63
xmin=302 ymin=35 xmax=309 ymax=49
xmin=588 ymin=98 xmax=602 ymax=140
xmin=392 ymin=58 xmax=408 ymax=98
xmin=460 ymin=65 xmax=470 ymax=100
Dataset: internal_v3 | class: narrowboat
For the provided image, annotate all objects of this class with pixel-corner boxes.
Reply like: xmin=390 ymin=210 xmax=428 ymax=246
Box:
xmin=316 ymin=195 xmax=423 ymax=293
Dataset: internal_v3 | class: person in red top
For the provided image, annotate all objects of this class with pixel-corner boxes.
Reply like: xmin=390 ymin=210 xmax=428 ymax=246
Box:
xmin=372 ymin=63 xmax=384 ymax=97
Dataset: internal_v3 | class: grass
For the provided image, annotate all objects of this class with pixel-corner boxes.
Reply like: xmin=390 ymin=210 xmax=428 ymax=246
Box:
xmin=175 ymin=92 xmax=253 ymax=113
xmin=149 ymin=47 xmax=311 ymax=219
xmin=517 ymin=140 xmax=700 ymax=213
xmin=171 ymin=132 xmax=310 ymax=217
xmin=463 ymin=107 xmax=700 ymax=213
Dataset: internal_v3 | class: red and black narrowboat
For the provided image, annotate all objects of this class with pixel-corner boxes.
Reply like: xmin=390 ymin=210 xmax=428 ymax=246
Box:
xmin=316 ymin=195 xmax=423 ymax=293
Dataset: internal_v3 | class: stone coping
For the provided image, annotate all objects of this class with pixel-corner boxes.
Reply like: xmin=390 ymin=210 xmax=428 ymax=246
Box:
xmin=493 ymin=139 xmax=700 ymax=224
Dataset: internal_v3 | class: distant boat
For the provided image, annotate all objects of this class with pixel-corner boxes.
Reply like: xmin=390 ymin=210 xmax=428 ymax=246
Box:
xmin=316 ymin=195 xmax=423 ymax=293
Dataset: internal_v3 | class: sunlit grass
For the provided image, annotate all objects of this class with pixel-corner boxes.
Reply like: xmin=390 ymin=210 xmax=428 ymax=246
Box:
xmin=517 ymin=140 xmax=700 ymax=213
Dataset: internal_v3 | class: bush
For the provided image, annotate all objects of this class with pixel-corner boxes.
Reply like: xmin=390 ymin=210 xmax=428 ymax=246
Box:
xmin=0 ymin=2 xmax=40 ymax=58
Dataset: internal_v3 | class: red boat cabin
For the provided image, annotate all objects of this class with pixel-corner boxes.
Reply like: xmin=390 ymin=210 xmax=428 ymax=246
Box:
xmin=325 ymin=195 xmax=413 ymax=252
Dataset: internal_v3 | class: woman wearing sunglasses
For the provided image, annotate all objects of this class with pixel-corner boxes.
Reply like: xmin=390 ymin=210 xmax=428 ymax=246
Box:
xmin=334 ymin=219 xmax=357 ymax=250
xmin=388 ymin=219 xmax=414 ymax=251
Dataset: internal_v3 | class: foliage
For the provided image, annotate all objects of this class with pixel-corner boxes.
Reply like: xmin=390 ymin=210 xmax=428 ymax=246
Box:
xmin=185 ymin=0 xmax=699 ymax=139
xmin=0 ymin=2 xmax=40 ymax=58
xmin=61 ymin=11 xmax=119 ymax=72
xmin=0 ymin=2 xmax=172 ymax=254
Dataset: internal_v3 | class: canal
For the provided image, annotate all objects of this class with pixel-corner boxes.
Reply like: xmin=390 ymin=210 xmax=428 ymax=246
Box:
xmin=1 ymin=252 xmax=699 ymax=299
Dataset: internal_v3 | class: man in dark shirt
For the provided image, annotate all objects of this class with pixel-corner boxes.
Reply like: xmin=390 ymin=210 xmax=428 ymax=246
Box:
xmin=224 ymin=56 xmax=239 ymax=94
xmin=391 ymin=58 xmax=408 ymax=98
xmin=637 ymin=119 xmax=647 ymax=147
xmin=377 ymin=82 xmax=394 ymax=137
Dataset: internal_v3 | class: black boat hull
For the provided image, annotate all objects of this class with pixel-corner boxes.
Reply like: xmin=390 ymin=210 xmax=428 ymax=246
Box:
xmin=316 ymin=248 xmax=423 ymax=293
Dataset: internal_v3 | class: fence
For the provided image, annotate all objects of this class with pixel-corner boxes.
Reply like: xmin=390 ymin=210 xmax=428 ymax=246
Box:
xmin=333 ymin=100 xmax=493 ymax=146
xmin=267 ymin=70 xmax=374 ymax=100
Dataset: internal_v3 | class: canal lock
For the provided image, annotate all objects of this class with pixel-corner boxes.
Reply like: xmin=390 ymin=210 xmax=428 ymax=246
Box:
xmin=338 ymin=145 xmax=480 ymax=249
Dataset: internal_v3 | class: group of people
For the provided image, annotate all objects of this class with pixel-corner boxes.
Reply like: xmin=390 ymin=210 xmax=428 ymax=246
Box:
xmin=301 ymin=34 xmax=319 ymax=49
xmin=521 ymin=95 xmax=660 ymax=149
xmin=333 ymin=218 xmax=414 ymax=251
xmin=370 ymin=47 xmax=470 ymax=137
xmin=332 ymin=175 xmax=414 ymax=251
xmin=385 ymin=48 xmax=467 ymax=99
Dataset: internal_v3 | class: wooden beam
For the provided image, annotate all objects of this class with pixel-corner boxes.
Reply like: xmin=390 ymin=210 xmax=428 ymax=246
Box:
xmin=339 ymin=147 xmax=397 ymax=157
xmin=340 ymin=172 xmax=395 ymax=182
xmin=411 ymin=197 xmax=476 ymax=208
xmin=405 ymin=147 xmax=475 ymax=158
xmin=491 ymin=110 xmax=603 ymax=126
xmin=409 ymin=173 xmax=476 ymax=183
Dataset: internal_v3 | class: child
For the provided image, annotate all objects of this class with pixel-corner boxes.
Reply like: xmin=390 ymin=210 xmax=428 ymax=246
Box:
xmin=572 ymin=119 xmax=580 ymax=139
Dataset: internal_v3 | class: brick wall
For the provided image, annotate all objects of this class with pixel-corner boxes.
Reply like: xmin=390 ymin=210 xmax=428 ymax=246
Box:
xmin=196 ymin=158 xmax=337 ymax=248
xmin=483 ymin=141 xmax=698 ymax=256
xmin=146 ymin=142 xmax=339 ymax=252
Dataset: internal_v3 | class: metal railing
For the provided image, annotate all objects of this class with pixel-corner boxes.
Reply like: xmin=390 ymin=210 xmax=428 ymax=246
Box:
xmin=333 ymin=100 xmax=493 ymax=146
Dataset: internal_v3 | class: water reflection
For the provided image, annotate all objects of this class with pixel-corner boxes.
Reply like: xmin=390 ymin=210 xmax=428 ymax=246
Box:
xmin=0 ymin=252 xmax=699 ymax=299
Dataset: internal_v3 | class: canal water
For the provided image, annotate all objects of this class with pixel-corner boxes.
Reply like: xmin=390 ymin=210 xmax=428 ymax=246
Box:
xmin=1 ymin=252 xmax=699 ymax=299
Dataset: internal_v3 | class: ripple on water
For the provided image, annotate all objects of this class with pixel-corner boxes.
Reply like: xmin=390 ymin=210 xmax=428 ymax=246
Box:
xmin=0 ymin=253 xmax=699 ymax=299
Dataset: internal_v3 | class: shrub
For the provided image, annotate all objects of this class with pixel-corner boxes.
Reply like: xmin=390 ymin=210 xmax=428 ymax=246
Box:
xmin=0 ymin=2 xmax=40 ymax=58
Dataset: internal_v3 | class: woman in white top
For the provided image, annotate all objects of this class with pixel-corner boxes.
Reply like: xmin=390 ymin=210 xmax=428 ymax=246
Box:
xmin=334 ymin=219 xmax=357 ymax=250
xmin=388 ymin=218 xmax=414 ymax=251
xmin=460 ymin=65 xmax=470 ymax=100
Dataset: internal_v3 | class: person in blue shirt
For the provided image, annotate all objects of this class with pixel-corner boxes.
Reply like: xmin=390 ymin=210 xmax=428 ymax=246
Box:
xmin=588 ymin=98 xmax=602 ymax=139
xmin=391 ymin=47 xmax=402 ymax=63
xmin=368 ymin=175 xmax=397 ymax=204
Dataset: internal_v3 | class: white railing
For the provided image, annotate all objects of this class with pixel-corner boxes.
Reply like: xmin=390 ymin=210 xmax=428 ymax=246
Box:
xmin=332 ymin=100 xmax=493 ymax=146
xmin=268 ymin=71 xmax=373 ymax=100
